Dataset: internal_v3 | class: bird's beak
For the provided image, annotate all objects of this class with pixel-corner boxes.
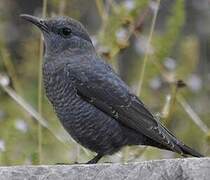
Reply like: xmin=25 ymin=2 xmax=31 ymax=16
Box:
xmin=20 ymin=14 xmax=49 ymax=33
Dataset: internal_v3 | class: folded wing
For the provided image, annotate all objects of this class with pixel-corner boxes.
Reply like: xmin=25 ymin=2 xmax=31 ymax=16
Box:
xmin=65 ymin=57 xmax=203 ymax=157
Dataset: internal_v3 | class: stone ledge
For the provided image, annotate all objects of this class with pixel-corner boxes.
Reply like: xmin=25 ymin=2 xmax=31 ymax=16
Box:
xmin=0 ymin=158 xmax=209 ymax=180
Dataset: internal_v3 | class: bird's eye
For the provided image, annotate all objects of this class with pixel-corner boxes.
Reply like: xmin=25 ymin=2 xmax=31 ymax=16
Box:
xmin=59 ymin=28 xmax=72 ymax=37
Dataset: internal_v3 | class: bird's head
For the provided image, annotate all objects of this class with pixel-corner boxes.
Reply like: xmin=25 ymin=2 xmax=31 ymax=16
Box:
xmin=20 ymin=14 xmax=94 ymax=57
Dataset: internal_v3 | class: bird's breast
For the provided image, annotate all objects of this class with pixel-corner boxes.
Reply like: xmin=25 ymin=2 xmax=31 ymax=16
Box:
xmin=41 ymin=61 xmax=136 ymax=155
xmin=43 ymin=68 xmax=75 ymax=107
xmin=42 ymin=64 xmax=90 ymax=125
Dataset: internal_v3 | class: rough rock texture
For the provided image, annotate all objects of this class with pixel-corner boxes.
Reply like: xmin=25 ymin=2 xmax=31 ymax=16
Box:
xmin=0 ymin=158 xmax=209 ymax=180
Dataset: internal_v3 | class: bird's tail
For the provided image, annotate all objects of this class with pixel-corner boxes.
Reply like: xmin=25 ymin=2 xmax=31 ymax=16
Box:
xmin=179 ymin=143 xmax=204 ymax=157
xmin=159 ymin=124 xmax=204 ymax=157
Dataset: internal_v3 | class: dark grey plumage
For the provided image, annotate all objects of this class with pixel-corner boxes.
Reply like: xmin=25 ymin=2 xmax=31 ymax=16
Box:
xmin=20 ymin=14 xmax=204 ymax=163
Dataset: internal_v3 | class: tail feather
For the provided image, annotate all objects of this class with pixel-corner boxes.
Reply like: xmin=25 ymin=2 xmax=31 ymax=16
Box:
xmin=179 ymin=143 xmax=204 ymax=157
xmin=156 ymin=124 xmax=204 ymax=157
xmin=144 ymin=135 xmax=204 ymax=157
xmin=158 ymin=125 xmax=204 ymax=157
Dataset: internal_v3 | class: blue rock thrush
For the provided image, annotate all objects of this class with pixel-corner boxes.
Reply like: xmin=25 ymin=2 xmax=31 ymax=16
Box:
xmin=20 ymin=14 xmax=203 ymax=163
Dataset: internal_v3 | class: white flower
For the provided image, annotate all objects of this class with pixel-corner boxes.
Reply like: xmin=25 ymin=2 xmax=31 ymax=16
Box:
xmin=0 ymin=139 xmax=5 ymax=152
xmin=135 ymin=36 xmax=154 ymax=55
xmin=115 ymin=28 xmax=128 ymax=42
xmin=187 ymin=74 xmax=202 ymax=92
xmin=0 ymin=74 xmax=10 ymax=87
xmin=149 ymin=76 xmax=162 ymax=90
xmin=164 ymin=58 xmax=176 ymax=71
xmin=123 ymin=0 xmax=135 ymax=11
xmin=15 ymin=119 xmax=28 ymax=133
xmin=149 ymin=1 xmax=159 ymax=13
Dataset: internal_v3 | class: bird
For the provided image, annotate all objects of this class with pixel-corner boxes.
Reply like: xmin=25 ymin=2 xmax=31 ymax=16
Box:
xmin=20 ymin=14 xmax=204 ymax=164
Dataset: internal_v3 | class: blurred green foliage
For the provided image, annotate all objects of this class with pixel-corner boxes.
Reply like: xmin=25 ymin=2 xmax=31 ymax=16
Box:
xmin=0 ymin=0 xmax=209 ymax=165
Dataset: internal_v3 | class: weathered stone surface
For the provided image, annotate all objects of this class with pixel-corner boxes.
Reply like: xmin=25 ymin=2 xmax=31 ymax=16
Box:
xmin=0 ymin=158 xmax=209 ymax=180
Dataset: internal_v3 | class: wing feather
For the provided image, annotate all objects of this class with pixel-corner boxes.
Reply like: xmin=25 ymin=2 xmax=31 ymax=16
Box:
xmin=65 ymin=58 xmax=180 ymax=151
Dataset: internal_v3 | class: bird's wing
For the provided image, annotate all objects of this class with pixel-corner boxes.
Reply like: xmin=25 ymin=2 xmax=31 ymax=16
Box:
xmin=65 ymin=58 xmax=181 ymax=152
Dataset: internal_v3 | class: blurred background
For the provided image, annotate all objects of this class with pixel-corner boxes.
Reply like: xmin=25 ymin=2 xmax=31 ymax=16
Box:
xmin=0 ymin=0 xmax=210 ymax=165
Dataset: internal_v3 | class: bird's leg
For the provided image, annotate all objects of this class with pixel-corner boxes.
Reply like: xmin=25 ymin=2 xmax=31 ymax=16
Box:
xmin=86 ymin=154 xmax=103 ymax=164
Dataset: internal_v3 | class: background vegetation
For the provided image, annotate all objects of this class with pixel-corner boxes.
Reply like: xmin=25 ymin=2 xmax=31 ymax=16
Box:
xmin=0 ymin=0 xmax=210 ymax=165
